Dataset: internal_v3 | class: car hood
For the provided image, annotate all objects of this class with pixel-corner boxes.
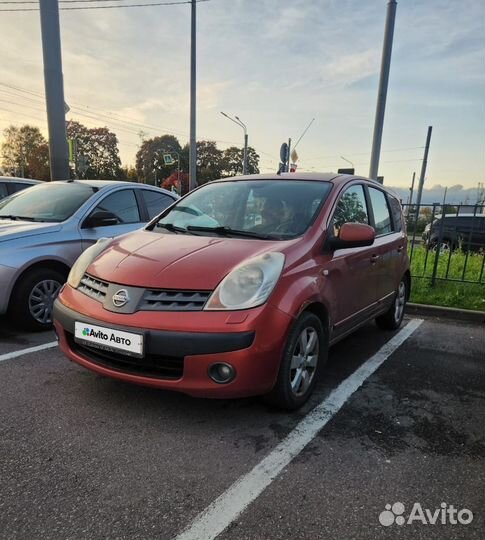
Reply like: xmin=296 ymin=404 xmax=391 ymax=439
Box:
xmin=88 ymin=230 xmax=294 ymax=290
xmin=0 ymin=220 xmax=62 ymax=243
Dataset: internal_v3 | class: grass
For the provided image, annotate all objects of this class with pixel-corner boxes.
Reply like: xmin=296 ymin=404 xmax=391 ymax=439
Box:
xmin=409 ymin=246 xmax=485 ymax=311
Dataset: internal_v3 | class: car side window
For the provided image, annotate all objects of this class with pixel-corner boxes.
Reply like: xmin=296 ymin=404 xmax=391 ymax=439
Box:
xmin=141 ymin=190 xmax=174 ymax=220
xmin=7 ymin=182 xmax=29 ymax=195
xmin=92 ymin=189 xmax=140 ymax=224
xmin=331 ymin=184 xmax=369 ymax=237
xmin=388 ymin=195 xmax=403 ymax=232
xmin=0 ymin=183 xmax=8 ymax=198
xmin=368 ymin=187 xmax=392 ymax=236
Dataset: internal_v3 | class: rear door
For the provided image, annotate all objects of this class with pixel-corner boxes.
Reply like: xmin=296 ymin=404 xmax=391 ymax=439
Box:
xmin=325 ymin=184 xmax=379 ymax=334
xmin=366 ymin=186 xmax=406 ymax=303
xmin=80 ymin=188 xmax=145 ymax=249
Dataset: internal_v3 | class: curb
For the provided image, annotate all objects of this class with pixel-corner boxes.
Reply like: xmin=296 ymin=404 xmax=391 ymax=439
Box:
xmin=407 ymin=303 xmax=485 ymax=324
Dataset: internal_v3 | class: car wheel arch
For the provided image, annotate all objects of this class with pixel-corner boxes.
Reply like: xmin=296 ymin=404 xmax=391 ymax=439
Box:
xmin=9 ymin=259 xmax=71 ymax=308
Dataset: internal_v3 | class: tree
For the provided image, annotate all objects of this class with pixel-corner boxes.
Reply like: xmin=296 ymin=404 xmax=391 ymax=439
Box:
xmin=222 ymin=146 xmax=260 ymax=177
xmin=195 ymin=140 xmax=223 ymax=184
xmin=120 ymin=166 xmax=138 ymax=182
xmin=135 ymin=135 xmax=182 ymax=184
xmin=1 ymin=125 xmax=50 ymax=180
xmin=66 ymin=120 xmax=122 ymax=179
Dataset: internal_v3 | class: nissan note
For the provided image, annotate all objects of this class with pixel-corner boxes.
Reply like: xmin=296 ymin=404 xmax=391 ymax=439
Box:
xmin=53 ymin=173 xmax=410 ymax=410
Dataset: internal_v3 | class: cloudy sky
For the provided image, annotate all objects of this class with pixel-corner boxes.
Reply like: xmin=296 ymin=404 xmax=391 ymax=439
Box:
xmin=0 ymin=0 xmax=483 ymax=190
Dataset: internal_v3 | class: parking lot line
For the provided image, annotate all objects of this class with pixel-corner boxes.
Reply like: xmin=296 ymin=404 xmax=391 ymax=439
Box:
xmin=175 ymin=318 xmax=424 ymax=540
xmin=0 ymin=341 xmax=58 ymax=363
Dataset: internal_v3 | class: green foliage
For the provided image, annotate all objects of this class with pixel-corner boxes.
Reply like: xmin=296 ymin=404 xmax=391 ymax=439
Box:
xmin=221 ymin=146 xmax=260 ymax=176
xmin=67 ymin=121 xmax=122 ymax=179
xmin=1 ymin=125 xmax=50 ymax=181
xmin=409 ymin=246 xmax=485 ymax=311
xmin=135 ymin=134 xmax=182 ymax=185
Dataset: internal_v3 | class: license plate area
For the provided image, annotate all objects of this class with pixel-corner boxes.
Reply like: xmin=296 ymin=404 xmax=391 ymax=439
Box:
xmin=74 ymin=321 xmax=144 ymax=358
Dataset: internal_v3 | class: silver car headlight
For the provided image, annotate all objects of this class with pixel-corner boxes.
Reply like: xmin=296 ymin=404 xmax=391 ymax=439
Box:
xmin=204 ymin=252 xmax=285 ymax=310
xmin=67 ymin=237 xmax=112 ymax=289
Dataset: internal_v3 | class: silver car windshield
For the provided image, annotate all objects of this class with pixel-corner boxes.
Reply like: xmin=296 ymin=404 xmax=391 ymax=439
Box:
xmin=151 ymin=180 xmax=332 ymax=240
xmin=0 ymin=183 xmax=95 ymax=222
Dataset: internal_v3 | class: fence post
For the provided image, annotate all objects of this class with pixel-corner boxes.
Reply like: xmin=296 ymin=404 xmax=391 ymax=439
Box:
xmin=430 ymin=203 xmax=445 ymax=287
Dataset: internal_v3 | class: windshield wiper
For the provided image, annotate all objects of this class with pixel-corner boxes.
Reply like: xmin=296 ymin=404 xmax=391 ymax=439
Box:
xmin=155 ymin=222 xmax=189 ymax=234
xmin=186 ymin=225 xmax=276 ymax=240
xmin=0 ymin=215 xmax=45 ymax=222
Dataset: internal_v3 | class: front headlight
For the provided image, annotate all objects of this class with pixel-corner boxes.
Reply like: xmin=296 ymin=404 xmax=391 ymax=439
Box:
xmin=204 ymin=252 xmax=285 ymax=310
xmin=67 ymin=237 xmax=112 ymax=289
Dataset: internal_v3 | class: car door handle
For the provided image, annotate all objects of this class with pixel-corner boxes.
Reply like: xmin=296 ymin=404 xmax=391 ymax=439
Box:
xmin=370 ymin=254 xmax=380 ymax=263
xmin=397 ymin=245 xmax=404 ymax=253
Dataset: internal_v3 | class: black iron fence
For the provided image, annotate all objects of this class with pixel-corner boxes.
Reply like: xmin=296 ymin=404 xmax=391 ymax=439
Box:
xmin=402 ymin=203 xmax=485 ymax=286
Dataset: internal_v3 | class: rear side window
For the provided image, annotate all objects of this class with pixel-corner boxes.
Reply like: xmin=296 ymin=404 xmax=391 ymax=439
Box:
xmin=0 ymin=183 xmax=7 ymax=198
xmin=94 ymin=189 xmax=140 ymax=223
xmin=388 ymin=195 xmax=403 ymax=232
xmin=332 ymin=184 xmax=369 ymax=236
xmin=141 ymin=190 xmax=174 ymax=220
xmin=7 ymin=182 xmax=30 ymax=195
xmin=368 ymin=187 xmax=392 ymax=235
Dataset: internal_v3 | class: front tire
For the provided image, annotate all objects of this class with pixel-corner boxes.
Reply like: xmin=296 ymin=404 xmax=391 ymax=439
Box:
xmin=266 ymin=312 xmax=327 ymax=410
xmin=9 ymin=268 xmax=65 ymax=331
xmin=375 ymin=277 xmax=408 ymax=331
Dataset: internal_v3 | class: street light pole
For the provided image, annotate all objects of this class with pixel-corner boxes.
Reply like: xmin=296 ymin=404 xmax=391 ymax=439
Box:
xmin=189 ymin=0 xmax=197 ymax=191
xmin=220 ymin=112 xmax=248 ymax=175
xmin=340 ymin=155 xmax=355 ymax=169
xmin=369 ymin=0 xmax=397 ymax=181
xmin=39 ymin=0 xmax=70 ymax=180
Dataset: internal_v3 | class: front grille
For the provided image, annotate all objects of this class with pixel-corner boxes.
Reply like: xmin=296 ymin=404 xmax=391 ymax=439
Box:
xmin=67 ymin=332 xmax=184 ymax=379
xmin=78 ymin=274 xmax=109 ymax=301
xmin=139 ymin=289 xmax=211 ymax=311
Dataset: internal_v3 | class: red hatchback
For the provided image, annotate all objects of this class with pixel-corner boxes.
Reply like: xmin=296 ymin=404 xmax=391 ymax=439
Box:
xmin=53 ymin=173 xmax=410 ymax=409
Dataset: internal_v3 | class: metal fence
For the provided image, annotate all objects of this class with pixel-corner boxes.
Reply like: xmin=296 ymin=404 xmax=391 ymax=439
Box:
xmin=402 ymin=203 xmax=485 ymax=286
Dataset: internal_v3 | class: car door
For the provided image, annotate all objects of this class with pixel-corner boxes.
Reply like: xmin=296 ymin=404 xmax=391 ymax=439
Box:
xmin=80 ymin=188 xmax=145 ymax=249
xmin=138 ymin=189 xmax=176 ymax=221
xmin=324 ymin=183 xmax=379 ymax=335
xmin=366 ymin=186 xmax=404 ymax=303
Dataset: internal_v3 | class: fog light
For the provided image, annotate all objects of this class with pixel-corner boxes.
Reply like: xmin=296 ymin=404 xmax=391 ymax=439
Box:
xmin=208 ymin=362 xmax=236 ymax=384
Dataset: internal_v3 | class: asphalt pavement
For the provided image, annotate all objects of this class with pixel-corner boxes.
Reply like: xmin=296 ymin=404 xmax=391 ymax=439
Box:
xmin=0 ymin=315 xmax=483 ymax=540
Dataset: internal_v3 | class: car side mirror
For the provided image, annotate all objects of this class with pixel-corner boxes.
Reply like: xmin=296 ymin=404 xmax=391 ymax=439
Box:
xmin=328 ymin=223 xmax=375 ymax=250
xmin=83 ymin=210 xmax=119 ymax=228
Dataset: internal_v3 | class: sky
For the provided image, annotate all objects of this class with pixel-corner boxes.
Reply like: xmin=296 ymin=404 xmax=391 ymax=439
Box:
xmin=0 ymin=0 xmax=483 ymax=193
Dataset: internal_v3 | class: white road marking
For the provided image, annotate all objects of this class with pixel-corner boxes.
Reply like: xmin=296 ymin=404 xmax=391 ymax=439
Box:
xmin=0 ymin=341 xmax=58 ymax=363
xmin=175 ymin=318 xmax=424 ymax=540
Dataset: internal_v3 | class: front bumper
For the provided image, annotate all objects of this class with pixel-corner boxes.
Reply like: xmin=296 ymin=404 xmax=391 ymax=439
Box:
xmin=53 ymin=287 xmax=294 ymax=398
xmin=0 ymin=263 xmax=17 ymax=314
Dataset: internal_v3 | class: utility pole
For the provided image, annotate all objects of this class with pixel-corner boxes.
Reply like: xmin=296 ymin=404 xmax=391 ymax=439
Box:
xmin=220 ymin=112 xmax=249 ymax=174
xmin=369 ymin=0 xmax=397 ymax=181
xmin=39 ymin=0 xmax=70 ymax=180
xmin=189 ymin=0 xmax=197 ymax=191
xmin=415 ymin=126 xmax=433 ymax=210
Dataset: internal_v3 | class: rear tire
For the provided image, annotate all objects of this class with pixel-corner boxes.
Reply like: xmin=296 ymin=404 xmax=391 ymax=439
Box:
xmin=9 ymin=268 xmax=66 ymax=331
xmin=265 ymin=312 xmax=327 ymax=410
xmin=375 ymin=277 xmax=408 ymax=331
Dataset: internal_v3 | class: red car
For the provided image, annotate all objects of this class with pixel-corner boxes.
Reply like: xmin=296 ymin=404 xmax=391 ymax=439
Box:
xmin=53 ymin=173 xmax=410 ymax=409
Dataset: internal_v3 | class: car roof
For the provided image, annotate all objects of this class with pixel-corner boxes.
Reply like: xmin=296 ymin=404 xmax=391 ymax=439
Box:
xmin=46 ymin=179 xmax=144 ymax=189
xmin=214 ymin=172 xmax=394 ymax=191
xmin=0 ymin=176 xmax=41 ymax=184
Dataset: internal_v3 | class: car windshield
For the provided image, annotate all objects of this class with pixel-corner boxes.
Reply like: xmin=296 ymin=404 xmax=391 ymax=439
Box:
xmin=0 ymin=182 xmax=96 ymax=222
xmin=150 ymin=179 xmax=332 ymax=239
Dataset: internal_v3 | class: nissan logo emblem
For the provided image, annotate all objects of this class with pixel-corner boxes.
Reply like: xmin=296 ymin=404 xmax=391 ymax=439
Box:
xmin=112 ymin=289 xmax=130 ymax=308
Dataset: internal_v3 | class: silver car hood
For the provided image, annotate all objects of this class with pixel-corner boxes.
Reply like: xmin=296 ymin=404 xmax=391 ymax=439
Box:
xmin=0 ymin=220 xmax=62 ymax=243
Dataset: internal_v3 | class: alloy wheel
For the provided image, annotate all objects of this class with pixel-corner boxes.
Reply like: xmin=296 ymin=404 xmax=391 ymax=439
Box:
xmin=28 ymin=279 xmax=62 ymax=324
xmin=289 ymin=326 xmax=319 ymax=397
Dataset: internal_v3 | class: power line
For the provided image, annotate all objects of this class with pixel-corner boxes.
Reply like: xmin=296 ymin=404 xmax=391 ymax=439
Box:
xmin=0 ymin=0 xmax=209 ymax=11
xmin=0 ymin=81 xmax=242 ymax=146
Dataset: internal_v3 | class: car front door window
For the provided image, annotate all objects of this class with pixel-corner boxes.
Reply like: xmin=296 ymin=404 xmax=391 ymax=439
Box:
xmin=91 ymin=189 xmax=140 ymax=225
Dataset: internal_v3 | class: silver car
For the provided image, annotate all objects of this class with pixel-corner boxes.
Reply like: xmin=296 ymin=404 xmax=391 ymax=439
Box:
xmin=0 ymin=176 xmax=41 ymax=200
xmin=0 ymin=180 xmax=178 ymax=330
